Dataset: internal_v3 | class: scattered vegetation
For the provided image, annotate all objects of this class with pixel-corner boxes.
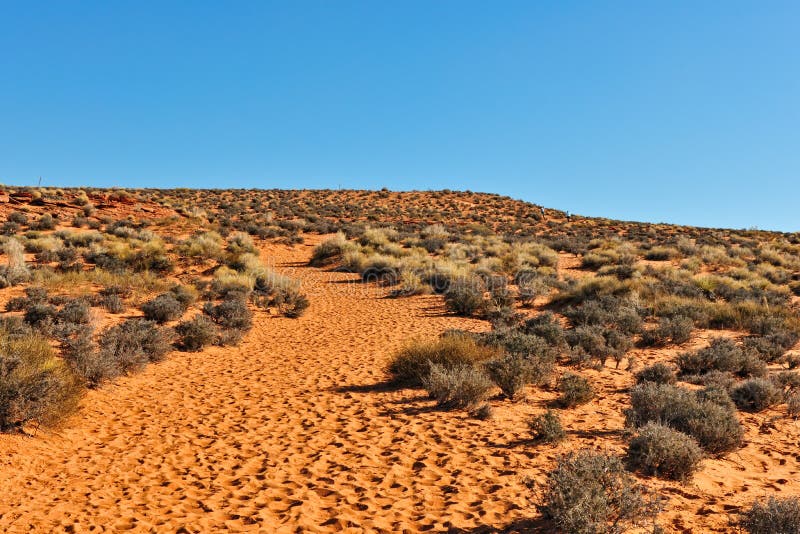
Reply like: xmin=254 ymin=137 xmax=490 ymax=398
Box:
xmin=540 ymin=450 xmax=659 ymax=534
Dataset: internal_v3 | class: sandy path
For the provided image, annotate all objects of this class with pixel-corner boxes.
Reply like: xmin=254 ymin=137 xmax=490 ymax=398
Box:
xmin=0 ymin=238 xmax=533 ymax=533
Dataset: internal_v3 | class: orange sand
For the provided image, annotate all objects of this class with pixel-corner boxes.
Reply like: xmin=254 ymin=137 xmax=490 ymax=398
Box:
xmin=1 ymin=236 xmax=799 ymax=533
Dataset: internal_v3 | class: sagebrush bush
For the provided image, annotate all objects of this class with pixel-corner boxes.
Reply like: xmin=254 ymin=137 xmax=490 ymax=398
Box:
xmin=485 ymin=354 xmax=552 ymax=399
xmin=540 ymin=450 xmax=657 ymax=534
xmin=175 ymin=315 xmax=218 ymax=351
xmin=0 ymin=331 xmax=82 ymax=430
xmin=388 ymin=335 xmax=500 ymax=385
xmin=787 ymin=392 xmax=800 ymax=418
xmin=730 ymin=378 xmax=782 ymax=412
xmin=203 ymin=297 xmax=253 ymax=330
xmin=422 ymin=363 xmax=494 ymax=409
xmin=91 ymin=319 xmax=174 ymax=379
xmin=741 ymin=496 xmax=800 ymax=534
xmin=625 ymin=422 xmax=703 ymax=481
xmin=557 ymin=373 xmax=594 ymax=407
xmin=529 ymin=410 xmax=565 ymax=443
xmin=640 ymin=315 xmax=693 ymax=346
xmin=677 ymin=337 xmax=765 ymax=378
xmin=626 ymin=383 xmax=743 ymax=455
xmin=141 ymin=293 xmax=184 ymax=324
xmin=634 ymin=362 xmax=676 ymax=385
xmin=444 ymin=278 xmax=485 ymax=317
xmin=522 ymin=312 xmax=566 ymax=346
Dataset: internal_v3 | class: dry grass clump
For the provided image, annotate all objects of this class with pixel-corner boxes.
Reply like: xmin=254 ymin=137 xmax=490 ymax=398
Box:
xmin=388 ymin=334 xmax=500 ymax=385
xmin=0 ymin=330 xmax=82 ymax=431
xmin=540 ymin=450 xmax=659 ymax=534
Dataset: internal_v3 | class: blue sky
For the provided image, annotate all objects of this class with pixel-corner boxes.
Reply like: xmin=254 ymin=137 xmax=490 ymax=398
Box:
xmin=1 ymin=1 xmax=797 ymax=231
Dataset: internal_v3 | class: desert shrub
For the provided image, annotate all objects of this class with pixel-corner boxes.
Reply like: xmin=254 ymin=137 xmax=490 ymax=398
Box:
xmin=169 ymin=284 xmax=197 ymax=309
xmin=677 ymin=337 xmax=766 ymax=378
xmin=61 ymin=327 xmax=116 ymax=386
xmin=787 ymin=392 xmax=800 ymax=418
xmin=741 ymin=496 xmax=800 ymax=534
xmin=23 ymin=303 xmax=57 ymax=329
xmin=540 ymin=450 xmax=657 ymax=534
xmin=634 ymin=363 xmax=676 ymax=385
xmin=644 ymin=246 xmax=678 ymax=261
xmin=522 ymin=312 xmax=566 ymax=346
xmin=102 ymin=294 xmax=125 ymax=313
xmin=141 ymin=293 xmax=184 ymax=324
xmin=529 ymin=410 xmax=565 ymax=443
xmin=444 ymin=278 xmax=485 ymax=317
xmin=422 ymin=363 xmax=494 ymax=409
xmin=226 ymin=231 xmax=257 ymax=255
xmin=626 ymin=383 xmax=743 ymax=455
xmin=360 ymin=255 xmax=399 ymax=285
xmin=0 ymin=237 xmax=31 ymax=287
xmin=388 ymin=335 xmax=500 ymax=385
xmin=216 ymin=327 xmax=246 ymax=347
xmin=177 ymin=231 xmax=224 ymax=260
xmin=730 ymin=378 xmax=782 ymax=412
xmin=203 ymin=298 xmax=253 ymax=330
xmin=771 ymin=371 xmax=800 ymax=396
xmin=309 ymin=232 xmax=352 ymax=266
xmin=625 ymin=422 xmax=703 ymax=481
xmin=175 ymin=315 xmax=218 ymax=351
xmin=517 ymin=275 xmax=550 ymax=307
xmin=56 ymin=299 xmax=91 ymax=325
xmin=272 ymin=287 xmax=310 ymax=318
xmin=33 ymin=213 xmax=56 ymax=230
xmin=485 ymin=354 xmax=552 ymax=399
xmin=743 ymin=327 xmax=800 ymax=362
xmin=0 ymin=331 xmax=82 ymax=430
xmin=7 ymin=211 xmax=28 ymax=225
xmin=684 ymin=369 xmax=737 ymax=391
xmin=97 ymin=319 xmax=174 ymax=375
xmin=557 ymin=373 xmax=594 ymax=407
xmin=640 ymin=316 xmax=693 ymax=346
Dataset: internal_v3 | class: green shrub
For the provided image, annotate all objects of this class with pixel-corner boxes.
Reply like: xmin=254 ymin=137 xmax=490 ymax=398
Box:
xmin=741 ymin=496 xmax=800 ymax=534
xmin=625 ymin=422 xmax=703 ymax=481
xmin=557 ymin=373 xmax=595 ymax=407
xmin=540 ymin=450 xmax=657 ymax=534
xmin=529 ymin=410 xmax=565 ymax=443
xmin=422 ymin=363 xmax=494 ymax=409
xmin=730 ymin=378 xmax=782 ymax=412
xmin=388 ymin=335 xmax=499 ymax=385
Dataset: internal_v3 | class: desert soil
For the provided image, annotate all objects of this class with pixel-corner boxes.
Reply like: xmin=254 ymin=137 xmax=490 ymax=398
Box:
xmin=1 ymin=236 xmax=798 ymax=533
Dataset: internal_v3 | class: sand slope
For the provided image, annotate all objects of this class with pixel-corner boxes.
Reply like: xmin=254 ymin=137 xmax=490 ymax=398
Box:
xmin=1 ymin=237 xmax=799 ymax=533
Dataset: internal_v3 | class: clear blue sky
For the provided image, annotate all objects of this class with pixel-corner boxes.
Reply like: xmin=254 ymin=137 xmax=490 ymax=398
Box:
xmin=1 ymin=1 xmax=797 ymax=231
